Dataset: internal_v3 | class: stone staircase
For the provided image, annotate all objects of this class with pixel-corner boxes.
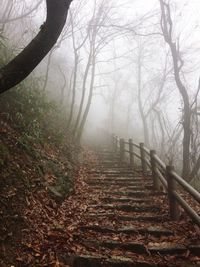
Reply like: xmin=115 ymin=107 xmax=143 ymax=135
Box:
xmin=62 ymin=150 xmax=200 ymax=267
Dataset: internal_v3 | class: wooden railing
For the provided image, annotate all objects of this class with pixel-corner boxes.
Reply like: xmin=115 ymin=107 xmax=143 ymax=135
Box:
xmin=112 ymin=135 xmax=200 ymax=227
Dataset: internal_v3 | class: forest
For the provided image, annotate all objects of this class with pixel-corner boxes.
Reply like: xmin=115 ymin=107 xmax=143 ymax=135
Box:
xmin=0 ymin=0 xmax=200 ymax=266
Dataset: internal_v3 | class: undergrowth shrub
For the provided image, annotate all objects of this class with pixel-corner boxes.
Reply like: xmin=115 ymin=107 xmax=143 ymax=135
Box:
xmin=0 ymin=82 xmax=68 ymax=147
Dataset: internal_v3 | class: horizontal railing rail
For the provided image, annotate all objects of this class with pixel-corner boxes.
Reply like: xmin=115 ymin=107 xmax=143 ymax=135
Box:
xmin=111 ymin=134 xmax=200 ymax=227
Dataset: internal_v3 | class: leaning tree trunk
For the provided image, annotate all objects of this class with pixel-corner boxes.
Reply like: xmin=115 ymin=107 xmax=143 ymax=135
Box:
xmin=42 ymin=48 xmax=54 ymax=92
xmin=73 ymin=51 xmax=92 ymax=134
xmin=0 ymin=0 xmax=72 ymax=94
xmin=76 ymin=57 xmax=96 ymax=142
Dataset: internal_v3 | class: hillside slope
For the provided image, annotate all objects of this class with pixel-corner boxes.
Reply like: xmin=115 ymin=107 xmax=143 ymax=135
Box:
xmin=0 ymin=85 xmax=79 ymax=266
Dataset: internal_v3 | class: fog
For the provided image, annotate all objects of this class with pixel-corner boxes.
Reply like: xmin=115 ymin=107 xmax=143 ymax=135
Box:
xmin=1 ymin=0 xmax=200 ymax=181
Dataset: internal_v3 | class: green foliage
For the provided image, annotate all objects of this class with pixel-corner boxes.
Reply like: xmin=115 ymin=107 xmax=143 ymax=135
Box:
xmin=0 ymin=81 xmax=67 ymax=146
xmin=0 ymin=31 xmax=77 ymax=202
xmin=0 ymin=32 xmax=70 ymax=147
xmin=0 ymin=33 xmax=6 ymax=49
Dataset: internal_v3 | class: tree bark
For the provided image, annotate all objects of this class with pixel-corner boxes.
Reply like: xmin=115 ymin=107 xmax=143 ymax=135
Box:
xmin=0 ymin=0 xmax=72 ymax=94
xmin=76 ymin=56 xmax=96 ymax=142
xmin=73 ymin=51 xmax=92 ymax=134
xmin=67 ymin=53 xmax=78 ymax=127
xmin=160 ymin=0 xmax=191 ymax=180
xmin=137 ymin=53 xmax=150 ymax=147
xmin=42 ymin=48 xmax=54 ymax=92
xmin=170 ymin=43 xmax=191 ymax=179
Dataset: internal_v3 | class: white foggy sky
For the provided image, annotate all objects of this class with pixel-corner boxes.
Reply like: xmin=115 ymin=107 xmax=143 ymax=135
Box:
xmin=2 ymin=0 xmax=200 ymax=141
xmin=86 ymin=0 xmax=200 ymax=139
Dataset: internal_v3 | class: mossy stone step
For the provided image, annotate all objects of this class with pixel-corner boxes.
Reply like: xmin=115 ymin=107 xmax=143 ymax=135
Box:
xmin=82 ymin=240 xmax=193 ymax=255
xmin=87 ymin=184 xmax=146 ymax=191
xmin=98 ymin=164 xmax=128 ymax=167
xmin=80 ymin=225 xmax=174 ymax=236
xmin=85 ymin=213 xmax=168 ymax=222
xmin=83 ymin=240 xmax=147 ymax=254
xmin=87 ymin=181 xmax=144 ymax=186
xmin=110 ymin=191 xmax=165 ymax=197
xmin=90 ymin=178 xmax=150 ymax=183
xmin=101 ymin=197 xmax=151 ymax=203
xmin=64 ymin=254 xmax=157 ymax=267
xmin=148 ymin=242 xmax=187 ymax=254
xmin=90 ymin=204 xmax=161 ymax=212
xmin=117 ymin=214 xmax=168 ymax=222
xmin=90 ymin=171 xmax=135 ymax=175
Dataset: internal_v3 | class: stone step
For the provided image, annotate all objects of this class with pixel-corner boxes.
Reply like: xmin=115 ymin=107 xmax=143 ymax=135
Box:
xmin=89 ymin=184 xmax=153 ymax=191
xmin=87 ymin=183 xmax=150 ymax=190
xmin=109 ymin=191 xmax=166 ymax=197
xmin=97 ymin=156 xmax=119 ymax=161
xmin=80 ymin=225 xmax=174 ymax=236
xmin=62 ymin=254 xmax=157 ymax=267
xmin=89 ymin=186 xmax=152 ymax=192
xmin=88 ymin=178 xmax=149 ymax=183
xmin=89 ymin=204 xmax=161 ymax=213
xmin=117 ymin=214 xmax=168 ymax=222
xmin=87 ymin=180 xmax=143 ymax=185
xmin=97 ymin=152 xmax=114 ymax=156
xmin=61 ymin=248 xmax=200 ymax=267
xmin=83 ymin=240 xmax=147 ymax=254
xmin=98 ymin=163 xmax=121 ymax=166
xmin=101 ymin=197 xmax=151 ymax=204
xmin=87 ymin=180 xmax=151 ymax=186
xmin=92 ymin=178 xmax=151 ymax=183
xmin=92 ymin=174 xmax=137 ymax=178
xmin=92 ymin=176 xmax=148 ymax=182
xmin=98 ymin=164 xmax=122 ymax=167
xmin=89 ymin=171 xmax=135 ymax=175
xmin=81 ymin=240 xmax=191 ymax=255
xmin=99 ymin=165 xmax=131 ymax=169
xmin=85 ymin=213 xmax=168 ymax=222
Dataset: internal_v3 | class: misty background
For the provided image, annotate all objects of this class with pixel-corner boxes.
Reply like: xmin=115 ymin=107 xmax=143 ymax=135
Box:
xmin=1 ymin=0 xmax=200 ymax=184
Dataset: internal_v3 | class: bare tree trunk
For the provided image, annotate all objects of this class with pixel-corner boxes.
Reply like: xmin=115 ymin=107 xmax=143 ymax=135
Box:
xmin=42 ymin=48 xmax=54 ymax=91
xmin=73 ymin=52 xmax=92 ymax=134
xmin=109 ymin=82 xmax=119 ymax=134
xmin=66 ymin=70 xmax=73 ymax=105
xmin=137 ymin=55 xmax=150 ymax=147
xmin=67 ymin=8 xmax=89 ymax=128
xmin=58 ymin=66 xmax=67 ymax=105
xmin=76 ymin=56 xmax=96 ymax=142
xmin=125 ymin=103 xmax=132 ymax=137
xmin=0 ymin=0 xmax=72 ymax=93
xmin=154 ymin=109 xmax=165 ymax=159
xmin=160 ymin=0 xmax=191 ymax=179
xmin=67 ymin=53 xmax=78 ymax=127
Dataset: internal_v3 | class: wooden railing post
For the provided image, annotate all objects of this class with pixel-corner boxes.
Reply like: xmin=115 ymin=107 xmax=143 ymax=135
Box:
xmin=112 ymin=135 xmax=117 ymax=154
xmin=166 ymin=165 xmax=180 ymax=220
xmin=150 ymin=150 xmax=160 ymax=190
xmin=115 ymin=137 xmax=119 ymax=154
xmin=129 ymin=139 xmax=134 ymax=169
xmin=140 ymin=142 xmax=147 ymax=174
xmin=120 ymin=138 xmax=125 ymax=165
